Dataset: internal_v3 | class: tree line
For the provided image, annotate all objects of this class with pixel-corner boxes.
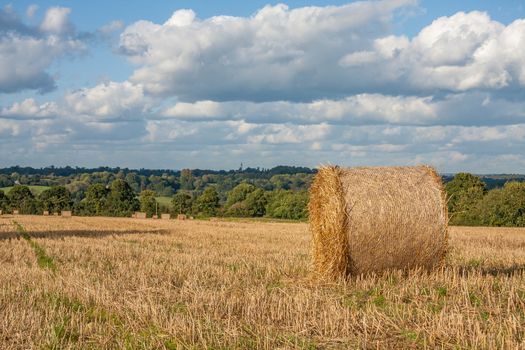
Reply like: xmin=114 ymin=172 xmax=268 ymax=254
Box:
xmin=0 ymin=180 xmax=308 ymax=220
xmin=0 ymin=167 xmax=314 ymax=200
xmin=1 ymin=169 xmax=524 ymax=226
xmin=446 ymin=173 xmax=525 ymax=227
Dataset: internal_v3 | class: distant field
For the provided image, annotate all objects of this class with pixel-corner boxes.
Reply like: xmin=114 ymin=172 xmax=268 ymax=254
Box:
xmin=0 ymin=185 xmax=50 ymax=196
xmin=155 ymin=196 xmax=172 ymax=209
xmin=1 ymin=216 xmax=524 ymax=348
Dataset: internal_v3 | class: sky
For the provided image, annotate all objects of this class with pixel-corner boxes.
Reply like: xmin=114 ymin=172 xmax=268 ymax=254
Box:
xmin=1 ymin=0 xmax=525 ymax=172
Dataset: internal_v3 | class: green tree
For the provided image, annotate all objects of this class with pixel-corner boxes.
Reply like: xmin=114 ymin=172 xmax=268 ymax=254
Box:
xmin=225 ymin=183 xmax=256 ymax=209
xmin=8 ymin=185 xmax=39 ymax=214
xmin=125 ymin=172 xmax=142 ymax=193
xmin=106 ymin=179 xmax=139 ymax=217
xmin=139 ymin=190 xmax=157 ymax=217
xmin=85 ymin=183 xmax=109 ymax=216
xmin=0 ymin=190 xmax=8 ymax=211
xmin=226 ymin=187 xmax=268 ymax=217
xmin=244 ymin=188 xmax=268 ymax=217
xmin=265 ymin=190 xmax=308 ymax=220
xmin=180 ymin=169 xmax=194 ymax=191
xmin=39 ymin=186 xmax=72 ymax=213
xmin=478 ymin=182 xmax=525 ymax=227
xmin=172 ymin=192 xmax=193 ymax=215
xmin=445 ymin=173 xmax=486 ymax=225
xmin=194 ymin=187 xmax=220 ymax=216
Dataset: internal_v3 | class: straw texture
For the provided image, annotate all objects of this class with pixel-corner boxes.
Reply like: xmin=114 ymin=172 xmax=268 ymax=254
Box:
xmin=309 ymin=165 xmax=448 ymax=280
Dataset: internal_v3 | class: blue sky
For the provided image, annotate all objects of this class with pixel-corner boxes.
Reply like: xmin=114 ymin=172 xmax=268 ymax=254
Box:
xmin=1 ymin=0 xmax=525 ymax=172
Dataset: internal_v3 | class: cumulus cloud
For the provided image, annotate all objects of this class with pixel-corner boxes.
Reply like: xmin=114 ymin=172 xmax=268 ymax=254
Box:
xmin=0 ymin=6 xmax=86 ymax=94
xmin=162 ymin=94 xmax=437 ymax=125
xmin=162 ymin=92 xmax=525 ymax=126
xmin=64 ymin=81 xmax=150 ymax=121
xmin=117 ymin=4 xmax=525 ymax=102
xmin=1 ymin=81 xmax=150 ymax=122
xmin=118 ymin=0 xmax=417 ymax=101
xmin=0 ymin=98 xmax=58 ymax=119
xmin=40 ymin=7 xmax=72 ymax=34
xmin=342 ymin=11 xmax=525 ymax=92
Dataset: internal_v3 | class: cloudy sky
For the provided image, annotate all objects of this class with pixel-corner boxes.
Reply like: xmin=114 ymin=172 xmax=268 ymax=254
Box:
xmin=1 ymin=0 xmax=525 ymax=172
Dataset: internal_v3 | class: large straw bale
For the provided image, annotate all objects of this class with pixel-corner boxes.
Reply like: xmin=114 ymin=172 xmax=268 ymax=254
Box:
xmin=309 ymin=165 xmax=448 ymax=280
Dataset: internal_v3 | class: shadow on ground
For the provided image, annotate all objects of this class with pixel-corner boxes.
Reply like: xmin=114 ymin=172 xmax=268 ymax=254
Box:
xmin=0 ymin=229 xmax=170 ymax=241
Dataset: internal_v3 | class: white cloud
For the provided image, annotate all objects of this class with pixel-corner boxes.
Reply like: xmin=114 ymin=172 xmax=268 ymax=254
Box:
xmin=40 ymin=7 xmax=72 ymax=34
xmin=247 ymin=123 xmax=331 ymax=144
xmin=64 ymin=81 xmax=149 ymax=120
xmin=0 ymin=119 xmax=21 ymax=136
xmin=118 ymin=0 xmax=417 ymax=100
xmin=0 ymin=6 xmax=86 ymax=94
xmin=117 ymin=5 xmax=525 ymax=102
xmin=0 ymin=98 xmax=58 ymax=118
xmin=345 ymin=11 xmax=525 ymax=92
xmin=162 ymin=94 xmax=437 ymax=125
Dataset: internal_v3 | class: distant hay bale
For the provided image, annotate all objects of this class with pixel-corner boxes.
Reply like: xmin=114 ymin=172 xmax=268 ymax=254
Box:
xmin=43 ymin=211 xmax=49 ymax=216
xmin=61 ymin=211 xmax=72 ymax=217
xmin=134 ymin=212 xmax=147 ymax=219
xmin=177 ymin=214 xmax=187 ymax=220
xmin=161 ymin=213 xmax=171 ymax=220
xmin=13 ymin=210 xmax=19 ymax=215
xmin=152 ymin=215 xmax=159 ymax=219
xmin=309 ymin=165 xmax=448 ymax=280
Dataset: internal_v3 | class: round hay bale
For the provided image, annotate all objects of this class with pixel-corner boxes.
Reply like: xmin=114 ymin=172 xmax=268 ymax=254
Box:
xmin=309 ymin=165 xmax=448 ymax=280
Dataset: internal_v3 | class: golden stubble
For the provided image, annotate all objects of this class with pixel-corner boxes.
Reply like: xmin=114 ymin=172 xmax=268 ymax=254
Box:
xmin=0 ymin=215 xmax=524 ymax=349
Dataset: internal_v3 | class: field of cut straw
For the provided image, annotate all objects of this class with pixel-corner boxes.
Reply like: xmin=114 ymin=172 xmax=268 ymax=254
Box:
xmin=1 ymin=215 xmax=524 ymax=349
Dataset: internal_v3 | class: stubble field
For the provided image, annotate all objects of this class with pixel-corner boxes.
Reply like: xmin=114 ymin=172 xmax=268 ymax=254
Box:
xmin=0 ymin=215 xmax=524 ymax=349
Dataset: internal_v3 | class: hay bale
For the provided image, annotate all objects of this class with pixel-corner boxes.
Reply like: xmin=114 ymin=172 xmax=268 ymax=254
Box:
xmin=161 ymin=213 xmax=171 ymax=220
xmin=43 ymin=211 xmax=49 ymax=216
xmin=309 ymin=165 xmax=448 ymax=280
xmin=13 ymin=210 xmax=19 ymax=215
xmin=177 ymin=214 xmax=187 ymax=220
xmin=134 ymin=212 xmax=147 ymax=219
xmin=152 ymin=215 xmax=159 ymax=219
xmin=61 ymin=211 xmax=72 ymax=217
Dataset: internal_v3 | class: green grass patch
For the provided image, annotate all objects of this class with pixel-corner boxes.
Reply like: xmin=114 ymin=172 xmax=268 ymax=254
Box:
xmin=13 ymin=221 xmax=57 ymax=272
xmin=400 ymin=329 xmax=419 ymax=342
xmin=43 ymin=316 xmax=80 ymax=349
xmin=1 ymin=185 xmax=50 ymax=196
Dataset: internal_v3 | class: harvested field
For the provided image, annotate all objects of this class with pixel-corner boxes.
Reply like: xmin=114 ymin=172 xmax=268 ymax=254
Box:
xmin=1 ymin=216 xmax=524 ymax=349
